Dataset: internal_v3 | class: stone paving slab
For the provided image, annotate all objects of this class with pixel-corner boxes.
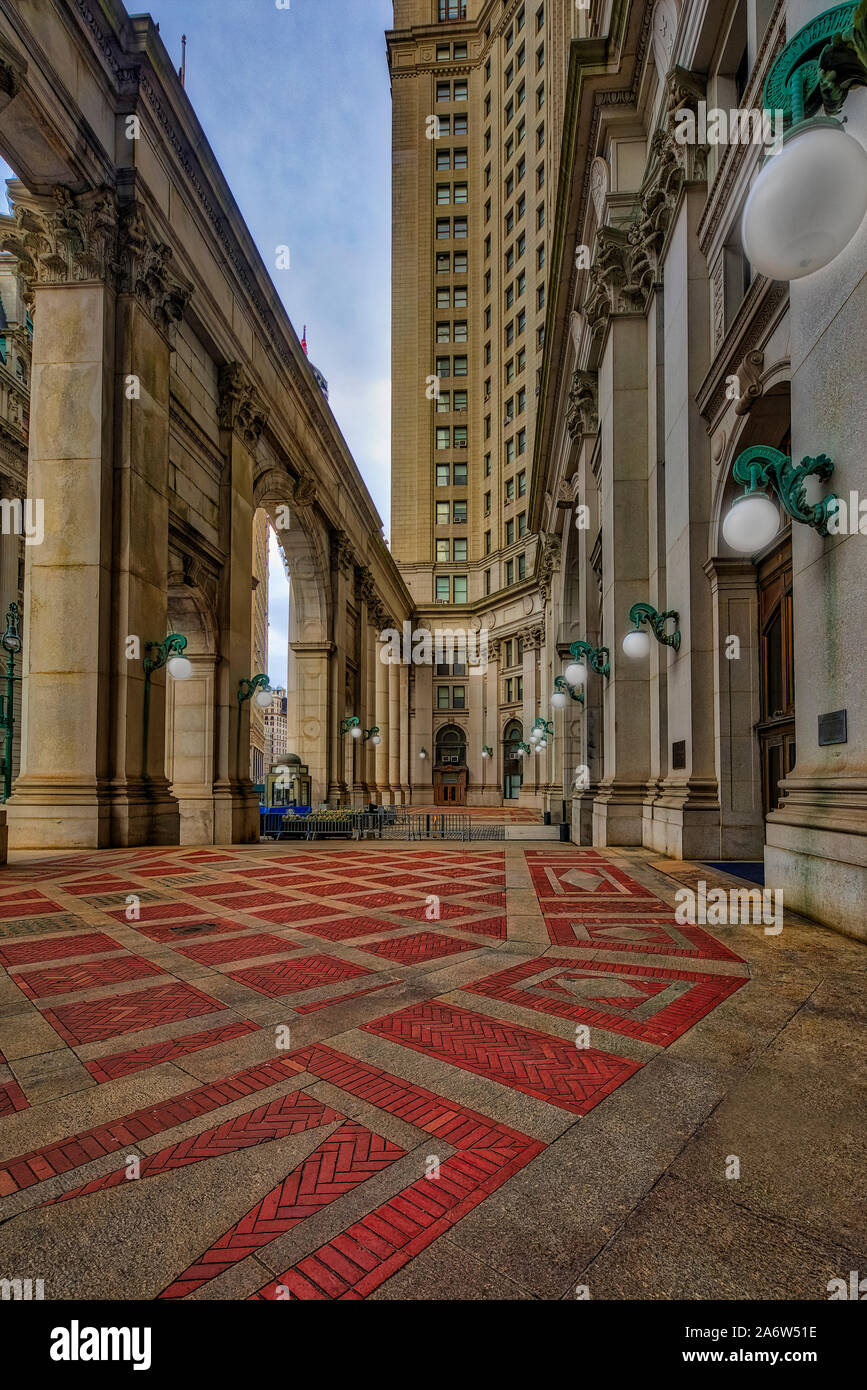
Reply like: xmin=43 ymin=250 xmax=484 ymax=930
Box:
xmin=0 ymin=839 xmax=862 ymax=1301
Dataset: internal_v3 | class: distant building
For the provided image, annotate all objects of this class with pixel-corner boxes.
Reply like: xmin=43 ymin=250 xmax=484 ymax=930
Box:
xmin=264 ymin=687 xmax=288 ymax=768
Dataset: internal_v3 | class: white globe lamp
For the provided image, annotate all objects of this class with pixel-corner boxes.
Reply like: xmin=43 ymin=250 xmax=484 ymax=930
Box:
xmin=622 ymin=629 xmax=652 ymax=661
xmin=723 ymin=492 xmax=781 ymax=553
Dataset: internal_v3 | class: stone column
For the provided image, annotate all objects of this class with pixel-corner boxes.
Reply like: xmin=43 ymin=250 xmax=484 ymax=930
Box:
xmin=374 ymin=631 xmax=389 ymax=804
xmin=592 ymin=313 xmax=650 ymax=846
xmin=108 ymin=204 xmax=192 ymax=846
xmin=484 ymin=639 xmax=500 ymax=806
xmin=704 ymin=558 xmax=764 ymax=859
xmin=4 ymin=188 xmax=118 ymax=849
xmin=289 ymin=642 xmax=332 ymax=808
xmin=165 ymin=651 xmax=217 ymax=844
xmin=328 ymin=533 xmax=353 ymax=806
xmin=764 ymin=0 xmax=867 ymax=938
xmin=388 ymin=653 xmax=401 ymax=806
xmin=414 ymin=660 xmax=433 ymax=801
xmin=399 ymin=660 xmax=410 ymax=803
xmin=519 ymin=624 xmax=542 ymax=808
xmin=213 ymin=363 xmax=265 ymax=844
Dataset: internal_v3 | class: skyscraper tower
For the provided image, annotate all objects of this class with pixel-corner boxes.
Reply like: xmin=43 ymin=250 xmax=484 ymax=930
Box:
xmin=387 ymin=0 xmax=575 ymax=806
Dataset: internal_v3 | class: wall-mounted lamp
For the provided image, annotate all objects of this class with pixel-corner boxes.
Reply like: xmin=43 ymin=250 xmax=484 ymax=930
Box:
xmin=419 ymin=746 xmax=428 ymax=760
xmin=530 ymin=717 xmax=554 ymax=751
xmin=564 ymin=641 xmax=610 ymax=684
xmin=622 ymin=604 xmax=681 ymax=658
xmin=481 ymin=745 xmax=493 ymax=759
xmin=741 ymin=1 xmax=867 ymax=280
xmin=551 ymin=676 xmax=585 ymax=709
xmin=238 ymin=674 xmax=273 ymax=710
xmin=515 ymin=741 xmax=533 ymax=759
xmin=363 ymin=726 xmax=382 ymax=746
xmin=142 ymin=634 xmax=191 ymax=778
xmin=341 ymin=716 xmax=363 ymax=739
xmin=723 ymin=445 xmax=838 ymax=553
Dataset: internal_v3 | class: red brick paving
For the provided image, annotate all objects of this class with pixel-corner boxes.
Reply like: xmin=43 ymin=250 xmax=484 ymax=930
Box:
xmin=0 ymin=1078 xmax=29 ymax=1116
xmin=41 ymin=980 xmax=227 ymax=1046
xmin=12 ymin=954 xmax=165 ymax=1001
xmin=226 ymin=953 xmax=374 ymax=998
xmin=0 ymin=932 xmax=124 ymax=967
xmin=173 ymin=933 xmax=300 ymax=965
xmin=83 ymin=1020 xmax=261 ymax=1084
xmin=357 ymin=931 xmax=480 ymax=965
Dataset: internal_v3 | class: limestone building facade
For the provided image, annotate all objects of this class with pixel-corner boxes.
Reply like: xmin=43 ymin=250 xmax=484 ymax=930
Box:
xmin=533 ymin=0 xmax=867 ymax=940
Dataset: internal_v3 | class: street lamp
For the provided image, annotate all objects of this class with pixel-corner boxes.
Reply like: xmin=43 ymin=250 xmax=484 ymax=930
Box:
xmin=1 ymin=602 xmax=22 ymax=803
xmin=142 ymin=633 xmax=192 ymax=777
xmin=741 ymin=2 xmax=867 ymax=280
xmin=341 ymin=716 xmax=363 ymax=740
xmin=419 ymin=746 xmax=428 ymax=760
xmin=239 ymin=675 xmax=274 ymax=710
xmin=723 ymin=445 xmax=838 ymax=553
xmin=481 ymin=745 xmax=493 ymax=759
xmin=622 ymin=604 xmax=681 ymax=658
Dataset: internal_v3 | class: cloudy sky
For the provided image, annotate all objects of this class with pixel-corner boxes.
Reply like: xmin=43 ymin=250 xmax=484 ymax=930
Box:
xmin=4 ymin=1 xmax=395 ymax=689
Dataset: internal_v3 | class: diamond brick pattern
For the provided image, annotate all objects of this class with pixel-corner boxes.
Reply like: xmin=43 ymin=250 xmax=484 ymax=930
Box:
xmin=226 ymin=953 xmax=373 ymax=998
xmin=84 ymin=1020 xmax=261 ymax=1083
xmin=51 ymin=1089 xmax=344 ymax=1203
xmin=544 ymin=915 xmax=744 ymax=961
xmin=159 ymin=1121 xmax=406 ymax=1299
xmin=468 ymin=956 xmax=749 ymax=1045
xmin=41 ymin=980 xmax=226 ymax=1046
xmin=12 ymin=954 xmax=164 ymax=1001
xmin=365 ymin=1001 xmax=641 ymax=1114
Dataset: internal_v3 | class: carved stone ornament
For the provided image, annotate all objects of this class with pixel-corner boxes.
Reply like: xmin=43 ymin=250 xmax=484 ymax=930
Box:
xmin=218 ymin=362 xmax=269 ymax=449
xmin=290 ymin=470 xmax=317 ymax=507
xmin=116 ymin=203 xmax=192 ymax=339
xmin=733 ymin=349 xmax=765 ymax=415
xmin=536 ymin=534 xmax=561 ymax=602
xmin=333 ymin=529 xmax=356 ymax=575
xmin=565 ymin=370 xmax=599 ymax=439
xmin=584 ymin=68 xmax=708 ymax=333
xmin=2 ymin=186 xmax=118 ymax=308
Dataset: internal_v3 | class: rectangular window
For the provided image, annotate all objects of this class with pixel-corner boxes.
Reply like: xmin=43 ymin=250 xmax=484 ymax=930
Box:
xmin=436 ymin=149 xmax=451 ymax=171
xmin=506 ymin=559 xmax=514 ymax=585
xmin=436 ymin=219 xmax=450 ymax=239
xmin=439 ymin=0 xmax=467 ymax=18
xmin=453 ymin=538 xmax=467 ymax=562
xmin=484 ymin=490 xmax=491 ymax=515
xmin=452 ymin=683 xmax=467 ymax=707
xmin=436 ymin=184 xmax=451 ymax=205
xmin=485 ymin=569 xmax=491 ymax=595
xmin=517 ymin=553 xmax=526 ymax=580
xmin=517 ymin=387 xmax=526 ymax=413
xmin=537 ymin=204 xmax=545 ymax=229
xmin=454 ymin=182 xmax=468 ymax=204
xmin=436 ymin=463 xmax=450 ymax=485
xmin=454 ymin=148 xmax=468 ymax=169
xmin=517 ymin=428 xmax=527 ymax=454
xmin=454 ymin=114 xmax=468 ymax=134
xmin=436 ymin=392 xmax=450 ymax=414
xmin=505 ymin=477 xmax=515 ymax=501
xmin=454 ymin=251 xmax=468 ymax=272
xmin=453 ymin=389 xmax=468 ymax=411
xmin=536 ymin=44 xmax=544 ymax=70
xmin=505 ymin=678 xmax=513 ymax=704
xmin=453 ymin=462 xmax=468 ymax=486
xmin=453 ymin=355 xmax=468 ymax=376
xmin=485 ymin=529 xmax=492 ymax=554
xmin=536 ymin=83 xmax=545 ymax=110
xmin=505 ymin=321 xmax=515 ymax=346
xmin=436 ymin=322 xmax=450 ymax=343
xmin=504 ymin=641 xmax=513 ymax=668
xmin=537 ymin=244 xmax=545 ymax=270
xmin=437 ymin=44 xmax=450 ymax=62
xmin=436 ymin=539 xmax=450 ymax=562
xmin=517 ymin=469 xmax=526 ymax=496
xmin=517 ymin=346 xmax=527 ymax=371
xmin=537 ymin=283 xmax=545 ymax=310
xmin=484 ymin=452 xmax=491 ymax=476
xmin=537 ymin=122 xmax=545 ymax=149
xmin=438 ymin=115 xmax=451 ymax=136
xmin=505 ymin=358 xmax=515 ymax=383
xmin=436 ymin=253 xmax=450 ymax=274
xmin=484 ymin=305 xmax=491 ymax=329
xmin=453 ymin=500 xmax=468 ymax=524
xmin=436 ymin=82 xmax=451 ymax=102
xmin=436 ymin=287 xmax=451 ymax=308
xmin=437 ymin=684 xmax=451 ymax=707
xmin=436 ymin=426 xmax=451 ymax=449
xmin=436 ymin=502 xmax=450 ymax=526
xmin=518 ymin=510 xmax=527 ymax=536
xmin=505 ymin=438 xmax=515 ymax=465
xmin=516 ymin=271 xmax=526 ymax=296
xmin=454 ymin=80 xmax=468 ymax=101
xmin=516 ymin=309 xmax=526 ymax=334
xmin=435 ymin=578 xmax=450 ymax=603
xmin=453 ymin=320 xmax=468 ymax=342
xmin=454 ymin=218 xmax=468 ymax=238
xmin=517 ymin=231 xmax=526 ymax=257
xmin=436 ymin=355 xmax=450 ymax=377
xmin=506 ymin=518 xmax=515 ymax=545
xmin=453 ymin=425 xmax=468 ymax=447
xmin=454 ymin=41 xmax=467 ymax=59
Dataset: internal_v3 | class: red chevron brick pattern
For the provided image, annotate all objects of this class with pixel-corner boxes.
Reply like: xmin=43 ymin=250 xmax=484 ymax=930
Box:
xmin=0 ymin=1078 xmax=29 ymax=1116
xmin=543 ymin=914 xmax=743 ymax=961
xmin=357 ymin=931 xmax=480 ymax=965
xmin=41 ymin=980 xmax=226 ymax=1046
xmin=159 ymin=1121 xmax=406 ymax=1299
xmin=0 ymin=1054 xmax=306 ymax=1197
xmin=174 ymin=932 xmax=300 ymax=965
xmin=0 ymin=932 xmax=124 ymax=967
xmin=84 ymin=1020 xmax=261 ymax=1083
xmin=226 ymin=953 xmax=373 ymax=998
xmin=12 ymin=953 xmax=164 ymax=1001
xmin=468 ymin=956 xmax=748 ymax=1045
xmin=365 ymin=1001 xmax=641 ymax=1114
xmin=292 ymin=916 xmax=410 ymax=942
xmin=51 ymin=1089 xmax=344 ymax=1203
xmin=0 ymin=894 xmax=63 ymax=918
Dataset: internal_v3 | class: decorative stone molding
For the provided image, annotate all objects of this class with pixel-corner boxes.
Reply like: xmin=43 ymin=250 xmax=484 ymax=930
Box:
xmin=2 ymin=187 xmax=118 ymax=307
xmin=733 ymin=349 xmax=765 ymax=415
xmin=116 ymin=203 xmax=192 ymax=340
xmin=0 ymin=37 xmax=25 ymax=109
xmin=288 ymin=469 xmax=316 ymax=508
xmin=565 ymin=370 xmax=599 ymax=439
xmin=218 ymin=363 xmax=269 ymax=449
xmin=536 ymin=534 xmax=561 ymax=603
xmin=519 ymin=623 xmax=545 ymax=651
xmin=332 ymin=529 xmax=356 ymax=576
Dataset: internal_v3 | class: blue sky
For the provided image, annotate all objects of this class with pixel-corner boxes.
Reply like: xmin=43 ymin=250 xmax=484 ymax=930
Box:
xmin=3 ymin=0 xmax=395 ymax=689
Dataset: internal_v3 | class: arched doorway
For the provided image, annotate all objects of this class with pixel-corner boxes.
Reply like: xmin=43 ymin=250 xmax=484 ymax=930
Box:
xmin=503 ymin=719 xmax=523 ymax=800
xmin=434 ymin=725 xmax=467 ymax=805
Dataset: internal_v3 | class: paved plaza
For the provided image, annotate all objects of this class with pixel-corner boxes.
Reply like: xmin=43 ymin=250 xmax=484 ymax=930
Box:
xmin=0 ymin=842 xmax=863 ymax=1301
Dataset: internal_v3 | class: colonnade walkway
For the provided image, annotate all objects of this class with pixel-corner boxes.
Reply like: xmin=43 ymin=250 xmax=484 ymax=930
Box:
xmin=0 ymin=841 xmax=863 ymax=1299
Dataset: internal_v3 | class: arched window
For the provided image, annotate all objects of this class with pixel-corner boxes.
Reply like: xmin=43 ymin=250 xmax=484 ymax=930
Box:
xmin=436 ymin=725 xmax=467 ymax=766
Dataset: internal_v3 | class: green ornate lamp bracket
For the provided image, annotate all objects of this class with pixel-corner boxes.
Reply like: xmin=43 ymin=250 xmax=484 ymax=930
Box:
xmin=482 ymin=744 xmax=494 ymax=757
xmin=363 ymin=726 xmax=380 ymax=743
xmin=533 ymin=718 xmax=555 ymax=737
xmin=554 ymin=676 xmax=585 ymax=705
xmin=628 ymin=603 xmax=681 ymax=652
xmin=516 ymin=742 xmax=533 ymax=756
xmin=763 ymin=3 xmax=867 ymax=124
xmin=238 ymin=673 xmax=270 ymax=704
xmin=568 ymin=640 xmax=610 ymax=679
xmin=340 ymin=716 xmax=361 ymax=735
xmin=143 ymin=633 xmax=188 ymax=678
xmin=732 ymin=445 xmax=839 ymax=536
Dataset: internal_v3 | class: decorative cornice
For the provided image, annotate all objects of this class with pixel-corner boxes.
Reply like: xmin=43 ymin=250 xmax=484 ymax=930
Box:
xmin=218 ymin=362 xmax=269 ymax=450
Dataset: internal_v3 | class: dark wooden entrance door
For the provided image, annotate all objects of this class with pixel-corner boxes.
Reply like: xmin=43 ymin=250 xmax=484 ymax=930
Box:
xmin=756 ymin=535 xmax=795 ymax=818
